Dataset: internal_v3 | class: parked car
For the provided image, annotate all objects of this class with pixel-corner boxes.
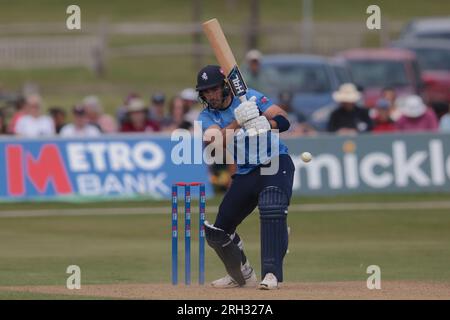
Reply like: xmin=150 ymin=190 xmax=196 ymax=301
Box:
xmin=329 ymin=57 xmax=354 ymax=85
xmin=391 ymin=39 xmax=450 ymax=118
xmin=257 ymin=54 xmax=353 ymax=130
xmin=336 ymin=48 xmax=423 ymax=107
xmin=399 ymin=17 xmax=450 ymax=41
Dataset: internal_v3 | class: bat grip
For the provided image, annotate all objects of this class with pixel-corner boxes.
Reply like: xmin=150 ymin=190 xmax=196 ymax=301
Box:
xmin=238 ymin=96 xmax=247 ymax=103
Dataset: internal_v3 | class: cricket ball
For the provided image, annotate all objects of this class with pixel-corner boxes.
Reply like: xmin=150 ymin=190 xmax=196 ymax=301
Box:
xmin=301 ymin=152 xmax=312 ymax=163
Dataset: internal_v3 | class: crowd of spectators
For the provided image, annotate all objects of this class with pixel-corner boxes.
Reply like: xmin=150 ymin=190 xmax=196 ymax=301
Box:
xmin=0 ymin=87 xmax=202 ymax=138
xmin=0 ymin=83 xmax=448 ymax=139
xmin=325 ymin=83 xmax=441 ymax=135
xmin=1 ymin=49 xmax=449 ymax=139
xmin=327 ymin=83 xmax=442 ymax=135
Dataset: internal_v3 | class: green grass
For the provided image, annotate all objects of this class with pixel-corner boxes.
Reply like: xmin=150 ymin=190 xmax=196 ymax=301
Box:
xmin=0 ymin=194 xmax=449 ymax=297
xmin=0 ymin=193 xmax=450 ymax=210
xmin=1 ymin=1 xmax=450 ymax=298
xmin=0 ymin=290 xmax=108 ymax=300
xmin=1 ymin=0 xmax=449 ymax=23
xmin=0 ymin=191 xmax=448 ymax=211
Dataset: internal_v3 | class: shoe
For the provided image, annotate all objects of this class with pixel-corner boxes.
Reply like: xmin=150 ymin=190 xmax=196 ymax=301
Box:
xmin=258 ymin=273 xmax=278 ymax=290
xmin=211 ymin=261 xmax=257 ymax=288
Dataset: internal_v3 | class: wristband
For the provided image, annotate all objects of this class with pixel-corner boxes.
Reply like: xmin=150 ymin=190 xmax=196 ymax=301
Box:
xmin=272 ymin=115 xmax=290 ymax=132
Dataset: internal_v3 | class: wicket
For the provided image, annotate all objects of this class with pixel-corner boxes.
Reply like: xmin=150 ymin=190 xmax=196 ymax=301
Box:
xmin=172 ymin=182 xmax=206 ymax=285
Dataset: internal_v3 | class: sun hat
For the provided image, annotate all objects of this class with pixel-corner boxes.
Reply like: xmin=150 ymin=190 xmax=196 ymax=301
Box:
xmin=127 ymin=98 xmax=147 ymax=113
xmin=332 ymin=83 xmax=362 ymax=104
xmin=246 ymin=49 xmax=262 ymax=61
xmin=397 ymin=95 xmax=427 ymax=118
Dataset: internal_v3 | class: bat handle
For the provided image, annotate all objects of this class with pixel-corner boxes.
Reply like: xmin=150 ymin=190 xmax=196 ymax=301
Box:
xmin=238 ymin=96 xmax=247 ymax=103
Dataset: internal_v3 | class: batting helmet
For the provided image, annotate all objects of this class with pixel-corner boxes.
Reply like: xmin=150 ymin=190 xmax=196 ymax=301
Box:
xmin=196 ymin=65 xmax=225 ymax=91
xmin=196 ymin=65 xmax=230 ymax=107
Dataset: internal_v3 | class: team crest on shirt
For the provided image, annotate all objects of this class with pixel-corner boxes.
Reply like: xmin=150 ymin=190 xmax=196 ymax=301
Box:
xmin=261 ymin=96 xmax=268 ymax=103
xmin=202 ymin=72 xmax=208 ymax=81
xmin=212 ymin=116 xmax=222 ymax=124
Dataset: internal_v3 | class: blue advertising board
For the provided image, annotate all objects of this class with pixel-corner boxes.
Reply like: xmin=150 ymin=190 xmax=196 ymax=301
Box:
xmin=0 ymin=134 xmax=213 ymax=201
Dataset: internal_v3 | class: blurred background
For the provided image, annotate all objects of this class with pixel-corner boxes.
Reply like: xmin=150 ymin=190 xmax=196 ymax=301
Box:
xmin=0 ymin=0 xmax=448 ymax=129
xmin=0 ymin=0 xmax=449 ymax=193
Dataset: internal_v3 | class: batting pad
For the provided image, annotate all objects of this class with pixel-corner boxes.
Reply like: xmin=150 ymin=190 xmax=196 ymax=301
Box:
xmin=258 ymin=186 xmax=289 ymax=282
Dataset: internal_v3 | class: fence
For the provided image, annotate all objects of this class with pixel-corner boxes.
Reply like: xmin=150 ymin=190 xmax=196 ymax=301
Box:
xmin=0 ymin=36 xmax=103 ymax=69
xmin=0 ymin=20 xmax=404 ymax=75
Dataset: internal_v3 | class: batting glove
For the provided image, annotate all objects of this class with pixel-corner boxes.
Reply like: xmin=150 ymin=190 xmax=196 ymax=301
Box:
xmin=234 ymin=96 xmax=260 ymax=125
xmin=243 ymin=115 xmax=271 ymax=136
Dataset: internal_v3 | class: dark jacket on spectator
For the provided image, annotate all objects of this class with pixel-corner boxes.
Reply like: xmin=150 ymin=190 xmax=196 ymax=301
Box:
xmin=327 ymin=105 xmax=373 ymax=133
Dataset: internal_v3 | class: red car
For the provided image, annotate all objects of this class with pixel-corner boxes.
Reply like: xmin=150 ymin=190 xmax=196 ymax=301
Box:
xmin=391 ymin=39 xmax=450 ymax=118
xmin=336 ymin=48 xmax=423 ymax=107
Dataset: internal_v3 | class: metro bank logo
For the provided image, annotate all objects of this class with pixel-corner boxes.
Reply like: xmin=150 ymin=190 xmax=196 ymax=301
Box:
xmin=1 ymin=136 xmax=212 ymax=201
xmin=6 ymin=144 xmax=73 ymax=196
xmin=0 ymin=139 xmax=175 ymax=200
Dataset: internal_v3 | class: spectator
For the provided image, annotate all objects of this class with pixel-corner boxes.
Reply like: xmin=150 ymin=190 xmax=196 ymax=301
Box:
xmin=180 ymin=88 xmax=200 ymax=125
xmin=7 ymin=96 xmax=26 ymax=134
xmin=166 ymin=95 xmax=192 ymax=131
xmin=82 ymin=95 xmax=118 ymax=133
xmin=148 ymin=93 xmax=172 ymax=130
xmin=372 ymin=98 xmax=397 ymax=134
xmin=60 ymin=105 xmax=102 ymax=137
xmin=120 ymin=98 xmax=160 ymax=133
xmin=381 ymin=86 xmax=401 ymax=121
xmin=15 ymin=94 xmax=55 ymax=137
xmin=48 ymin=107 xmax=67 ymax=134
xmin=116 ymin=92 xmax=140 ymax=127
xmin=241 ymin=49 xmax=277 ymax=94
xmin=439 ymin=103 xmax=450 ymax=132
xmin=0 ymin=109 xmax=7 ymax=134
xmin=327 ymin=83 xmax=373 ymax=135
xmin=277 ymin=91 xmax=316 ymax=137
xmin=395 ymin=95 xmax=439 ymax=132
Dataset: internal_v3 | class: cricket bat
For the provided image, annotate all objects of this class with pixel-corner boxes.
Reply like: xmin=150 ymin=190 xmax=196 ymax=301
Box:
xmin=202 ymin=18 xmax=248 ymax=103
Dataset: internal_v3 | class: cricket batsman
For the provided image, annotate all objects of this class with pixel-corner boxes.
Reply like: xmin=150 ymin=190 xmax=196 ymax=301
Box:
xmin=196 ymin=65 xmax=295 ymax=290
